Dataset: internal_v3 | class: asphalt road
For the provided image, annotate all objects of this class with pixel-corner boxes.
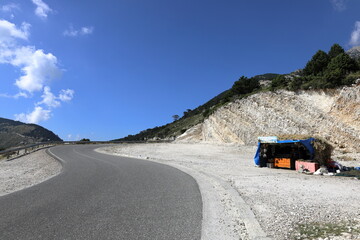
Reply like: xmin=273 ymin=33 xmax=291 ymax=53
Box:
xmin=0 ymin=145 xmax=202 ymax=240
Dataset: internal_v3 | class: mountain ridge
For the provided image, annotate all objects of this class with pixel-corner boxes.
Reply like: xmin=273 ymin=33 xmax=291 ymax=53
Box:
xmin=0 ymin=117 xmax=62 ymax=150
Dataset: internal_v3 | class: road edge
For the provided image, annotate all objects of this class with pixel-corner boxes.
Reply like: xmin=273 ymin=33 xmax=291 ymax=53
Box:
xmin=46 ymin=147 xmax=66 ymax=167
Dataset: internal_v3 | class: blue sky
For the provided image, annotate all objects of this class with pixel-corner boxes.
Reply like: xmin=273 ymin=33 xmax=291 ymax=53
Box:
xmin=1 ymin=0 xmax=360 ymax=141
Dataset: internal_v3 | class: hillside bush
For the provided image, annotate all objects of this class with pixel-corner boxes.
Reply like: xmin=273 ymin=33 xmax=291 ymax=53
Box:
xmin=299 ymin=44 xmax=359 ymax=89
xmin=270 ymin=75 xmax=287 ymax=90
xmin=303 ymin=50 xmax=330 ymax=76
xmin=231 ymin=76 xmax=260 ymax=95
xmin=343 ymin=71 xmax=360 ymax=85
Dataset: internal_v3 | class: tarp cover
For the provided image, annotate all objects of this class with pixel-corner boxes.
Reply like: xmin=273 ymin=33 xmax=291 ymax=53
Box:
xmin=254 ymin=138 xmax=315 ymax=166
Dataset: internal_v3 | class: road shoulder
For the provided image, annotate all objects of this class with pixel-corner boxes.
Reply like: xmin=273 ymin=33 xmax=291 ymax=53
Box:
xmin=0 ymin=149 xmax=62 ymax=196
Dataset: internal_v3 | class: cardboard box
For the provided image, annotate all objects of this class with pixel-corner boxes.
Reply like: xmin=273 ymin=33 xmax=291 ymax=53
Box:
xmin=295 ymin=161 xmax=319 ymax=173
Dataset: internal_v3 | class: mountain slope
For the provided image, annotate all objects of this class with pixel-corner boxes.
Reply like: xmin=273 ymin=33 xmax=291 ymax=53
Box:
xmin=113 ymin=88 xmax=234 ymax=141
xmin=114 ymin=73 xmax=278 ymax=142
xmin=0 ymin=118 xmax=62 ymax=150
xmin=115 ymin=43 xmax=360 ymax=158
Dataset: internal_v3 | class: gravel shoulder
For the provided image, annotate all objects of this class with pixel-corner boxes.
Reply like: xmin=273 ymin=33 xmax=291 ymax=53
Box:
xmin=0 ymin=149 xmax=62 ymax=196
xmin=97 ymin=142 xmax=360 ymax=240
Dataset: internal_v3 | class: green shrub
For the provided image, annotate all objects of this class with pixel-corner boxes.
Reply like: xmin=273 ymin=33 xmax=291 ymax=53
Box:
xmin=303 ymin=50 xmax=330 ymax=76
xmin=231 ymin=76 xmax=260 ymax=95
xmin=270 ymin=75 xmax=288 ymax=90
xmin=343 ymin=71 xmax=360 ymax=85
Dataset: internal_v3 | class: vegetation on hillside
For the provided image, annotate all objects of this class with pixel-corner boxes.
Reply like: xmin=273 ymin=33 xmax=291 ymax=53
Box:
xmin=114 ymin=73 xmax=275 ymax=142
xmin=115 ymin=43 xmax=360 ymax=142
xmin=0 ymin=117 xmax=62 ymax=150
xmin=270 ymin=44 xmax=360 ymax=91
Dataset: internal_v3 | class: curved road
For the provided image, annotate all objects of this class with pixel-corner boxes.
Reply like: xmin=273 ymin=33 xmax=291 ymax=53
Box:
xmin=0 ymin=145 xmax=202 ymax=240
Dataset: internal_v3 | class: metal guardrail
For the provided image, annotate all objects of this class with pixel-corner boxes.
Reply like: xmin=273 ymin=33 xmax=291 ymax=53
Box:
xmin=0 ymin=142 xmax=61 ymax=160
xmin=0 ymin=140 xmax=173 ymax=159
xmin=0 ymin=142 xmax=60 ymax=155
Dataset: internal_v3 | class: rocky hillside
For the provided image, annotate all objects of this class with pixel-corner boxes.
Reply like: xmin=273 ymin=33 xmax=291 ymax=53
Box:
xmin=347 ymin=46 xmax=360 ymax=59
xmin=116 ymin=43 xmax=360 ymax=160
xmin=0 ymin=117 xmax=62 ymax=150
xmin=177 ymin=83 xmax=360 ymax=155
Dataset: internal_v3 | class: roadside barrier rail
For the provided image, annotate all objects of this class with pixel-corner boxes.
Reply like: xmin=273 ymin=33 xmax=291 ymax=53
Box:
xmin=0 ymin=140 xmax=173 ymax=160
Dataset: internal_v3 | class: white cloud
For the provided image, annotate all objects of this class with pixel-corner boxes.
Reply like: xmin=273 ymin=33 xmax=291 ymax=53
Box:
xmin=81 ymin=27 xmax=94 ymax=35
xmin=0 ymin=20 xmax=60 ymax=98
xmin=59 ymin=89 xmax=74 ymax=102
xmin=15 ymin=92 xmax=29 ymax=98
xmin=12 ymin=86 xmax=75 ymax=124
xmin=0 ymin=20 xmax=74 ymax=124
xmin=1 ymin=3 xmax=20 ymax=13
xmin=37 ymin=87 xmax=74 ymax=108
xmin=0 ymin=20 xmax=30 ymax=46
xmin=0 ymin=92 xmax=29 ymax=99
xmin=12 ymin=47 xmax=62 ymax=93
xmin=39 ymin=86 xmax=60 ymax=108
xmin=330 ymin=0 xmax=347 ymax=11
xmin=15 ymin=106 xmax=51 ymax=124
xmin=31 ymin=0 xmax=52 ymax=19
xmin=350 ymin=21 xmax=360 ymax=46
xmin=0 ymin=20 xmax=31 ymax=64
xmin=63 ymin=26 xmax=77 ymax=37
xmin=63 ymin=25 xmax=94 ymax=37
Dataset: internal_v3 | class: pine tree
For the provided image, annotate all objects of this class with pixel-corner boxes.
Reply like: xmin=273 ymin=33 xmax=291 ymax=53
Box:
xmin=328 ymin=43 xmax=345 ymax=59
xmin=303 ymin=50 xmax=330 ymax=76
xmin=231 ymin=76 xmax=259 ymax=95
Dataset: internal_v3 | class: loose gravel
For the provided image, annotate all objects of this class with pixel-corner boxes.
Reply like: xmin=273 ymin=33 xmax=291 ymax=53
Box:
xmin=0 ymin=149 xmax=62 ymax=196
xmin=98 ymin=143 xmax=360 ymax=240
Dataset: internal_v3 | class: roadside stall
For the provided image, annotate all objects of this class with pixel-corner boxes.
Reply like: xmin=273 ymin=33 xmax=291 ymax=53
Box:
xmin=254 ymin=136 xmax=332 ymax=172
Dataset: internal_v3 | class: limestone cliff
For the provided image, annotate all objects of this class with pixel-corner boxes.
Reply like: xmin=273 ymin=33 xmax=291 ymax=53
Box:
xmin=176 ymin=84 xmax=360 ymax=155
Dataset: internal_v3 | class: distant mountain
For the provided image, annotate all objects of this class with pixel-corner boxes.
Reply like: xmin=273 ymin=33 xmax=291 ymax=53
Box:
xmin=0 ymin=117 xmax=62 ymax=150
xmin=347 ymin=46 xmax=360 ymax=59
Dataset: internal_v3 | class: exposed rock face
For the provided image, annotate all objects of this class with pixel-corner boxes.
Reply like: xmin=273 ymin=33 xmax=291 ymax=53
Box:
xmin=176 ymin=84 xmax=360 ymax=153
xmin=347 ymin=46 xmax=360 ymax=59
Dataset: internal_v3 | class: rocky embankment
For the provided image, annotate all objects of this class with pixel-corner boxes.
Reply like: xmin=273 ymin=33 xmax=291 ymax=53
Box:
xmin=177 ymin=84 xmax=360 ymax=159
